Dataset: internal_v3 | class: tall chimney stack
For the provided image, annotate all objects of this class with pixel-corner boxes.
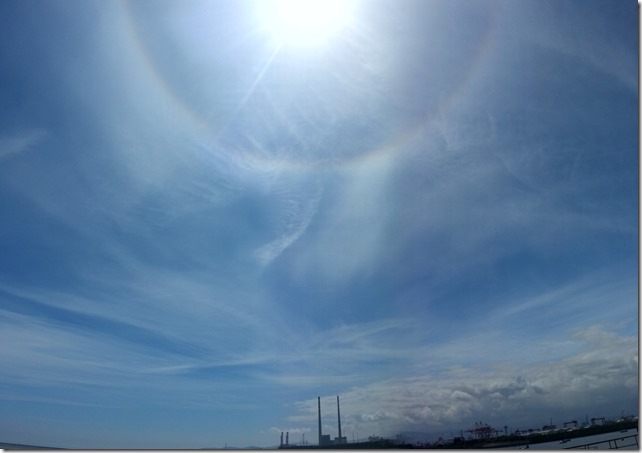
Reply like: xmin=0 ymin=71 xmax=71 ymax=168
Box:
xmin=337 ymin=395 xmax=342 ymax=440
xmin=318 ymin=396 xmax=322 ymax=446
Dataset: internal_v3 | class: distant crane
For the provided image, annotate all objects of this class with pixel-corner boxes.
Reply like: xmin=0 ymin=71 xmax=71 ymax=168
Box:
xmin=591 ymin=417 xmax=605 ymax=426
xmin=466 ymin=421 xmax=499 ymax=440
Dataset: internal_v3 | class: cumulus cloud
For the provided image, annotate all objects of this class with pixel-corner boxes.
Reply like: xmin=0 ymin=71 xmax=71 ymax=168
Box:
xmin=288 ymin=324 xmax=637 ymax=436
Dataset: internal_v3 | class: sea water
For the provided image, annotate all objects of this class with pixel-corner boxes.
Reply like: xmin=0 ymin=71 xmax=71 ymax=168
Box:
xmin=502 ymin=429 xmax=639 ymax=450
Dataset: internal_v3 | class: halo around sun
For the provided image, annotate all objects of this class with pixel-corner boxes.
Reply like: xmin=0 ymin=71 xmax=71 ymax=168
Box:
xmin=260 ymin=0 xmax=356 ymax=48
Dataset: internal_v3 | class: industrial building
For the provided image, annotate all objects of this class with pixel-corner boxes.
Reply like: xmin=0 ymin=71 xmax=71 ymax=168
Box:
xmin=279 ymin=395 xmax=403 ymax=449
xmin=318 ymin=396 xmax=347 ymax=446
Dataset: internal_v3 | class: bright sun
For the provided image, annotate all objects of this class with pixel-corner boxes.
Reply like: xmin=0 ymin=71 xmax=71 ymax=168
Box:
xmin=261 ymin=0 xmax=355 ymax=47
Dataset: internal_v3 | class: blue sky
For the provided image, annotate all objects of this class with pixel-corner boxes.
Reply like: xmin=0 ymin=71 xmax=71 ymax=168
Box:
xmin=0 ymin=0 xmax=638 ymax=448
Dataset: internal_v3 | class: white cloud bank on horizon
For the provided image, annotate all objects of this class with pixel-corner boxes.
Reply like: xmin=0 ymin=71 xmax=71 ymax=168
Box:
xmin=289 ymin=323 xmax=637 ymax=436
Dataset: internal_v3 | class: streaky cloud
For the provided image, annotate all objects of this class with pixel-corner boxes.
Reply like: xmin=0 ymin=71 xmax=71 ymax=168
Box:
xmin=255 ymin=178 xmax=323 ymax=266
xmin=0 ymin=129 xmax=47 ymax=161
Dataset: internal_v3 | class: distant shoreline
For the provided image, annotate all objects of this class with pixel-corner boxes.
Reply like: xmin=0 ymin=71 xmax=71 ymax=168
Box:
xmin=0 ymin=442 xmax=64 ymax=450
xmin=445 ymin=419 xmax=639 ymax=449
xmin=1 ymin=420 xmax=637 ymax=450
xmin=277 ymin=419 xmax=639 ymax=449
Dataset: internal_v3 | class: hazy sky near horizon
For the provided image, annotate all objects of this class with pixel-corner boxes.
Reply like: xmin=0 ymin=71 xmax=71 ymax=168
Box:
xmin=0 ymin=0 xmax=638 ymax=448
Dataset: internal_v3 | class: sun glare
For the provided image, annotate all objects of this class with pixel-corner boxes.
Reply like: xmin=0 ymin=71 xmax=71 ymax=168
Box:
xmin=262 ymin=0 xmax=355 ymax=47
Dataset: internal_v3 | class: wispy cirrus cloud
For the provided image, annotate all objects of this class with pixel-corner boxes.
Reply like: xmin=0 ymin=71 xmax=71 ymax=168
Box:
xmin=0 ymin=129 xmax=47 ymax=161
xmin=255 ymin=177 xmax=323 ymax=267
xmin=0 ymin=303 xmax=280 ymax=410
xmin=493 ymin=271 xmax=637 ymax=327
xmin=0 ymin=1 xmax=636 ymax=449
xmin=284 ymin=154 xmax=398 ymax=287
